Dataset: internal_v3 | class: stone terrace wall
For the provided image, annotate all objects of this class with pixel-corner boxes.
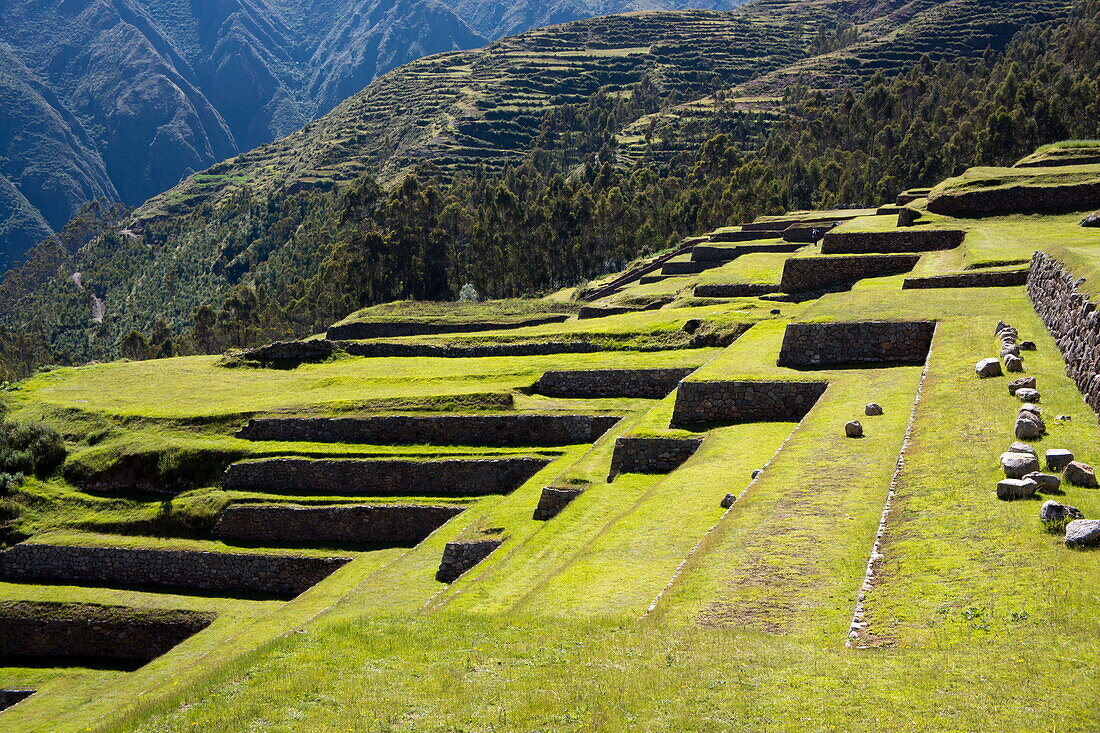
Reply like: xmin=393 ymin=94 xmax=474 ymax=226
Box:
xmin=693 ymin=283 xmax=777 ymax=298
xmin=608 ymin=436 xmax=703 ymax=477
xmin=0 ymin=603 xmax=214 ymax=662
xmin=223 ymin=457 xmax=550 ymax=496
xmin=929 ymin=181 xmax=1100 ymax=215
xmin=1028 ymin=251 xmax=1100 ymax=413
xmin=670 ymin=380 xmax=828 ymax=427
xmin=235 ymin=414 xmax=622 ymax=447
xmin=436 ymin=540 xmax=501 ymax=582
xmin=821 ymin=229 xmax=964 ymax=254
xmin=214 ymin=504 xmax=464 ymax=544
xmin=532 ymin=487 xmax=584 ymax=520
xmin=340 ymin=341 xmax=602 ymax=358
xmin=0 ymin=689 xmax=34 ymax=710
xmin=327 ymin=315 xmax=570 ymax=340
xmin=534 ymin=368 xmax=696 ymax=398
xmin=691 ymin=242 xmax=802 ymax=263
xmin=779 ymin=255 xmax=921 ymax=292
xmin=776 ymin=321 xmax=935 ymax=367
xmin=903 ymin=269 xmax=1028 ymax=289
xmin=0 ymin=543 xmax=350 ymax=596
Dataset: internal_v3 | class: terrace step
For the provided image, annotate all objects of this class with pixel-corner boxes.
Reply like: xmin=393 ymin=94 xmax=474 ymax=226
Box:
xmin=0 ymin=542 xmax=351 ymax=597
xmin=534 ymin=368 xmax=696 ymax=398
xmin=691 ymin=241 xmax=802 ymax=263
xmin=326 ymin=314 xmax=570 ymax=340
xmin=222 ymin=457 xmax=551 ymax=497
xmin=903 ymin=269 xmax=1029 ymax=289
xmin=821 ymin=229 xmax=965 ymax=254
xmin=214 ymin=504 xmax=464 ymax=545
xmin=235 ymin=414 xmax=623 ymax=447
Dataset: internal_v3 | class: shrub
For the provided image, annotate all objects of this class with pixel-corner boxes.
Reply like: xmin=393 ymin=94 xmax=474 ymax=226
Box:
xmin=0 ymin=421 xmax=66 ymax=479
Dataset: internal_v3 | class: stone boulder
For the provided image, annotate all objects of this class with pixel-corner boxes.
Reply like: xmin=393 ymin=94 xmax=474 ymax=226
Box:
xmin=845 ymin=421 xmax=864 ymax=438
xmin=720 ymin=493 xmax=737 ymax=509
xmin=1046 ymin=448 xmax=1075 ymax=471
xmin=1080 ymin=211 xmax=1100 ymax=228
xmin=994 ymin=321 xmax=1011 ymax=335
xmin=1004 ymin=355 xmax=1024 ymax=373
xmin=1001 ymin=344 xmax=1021 ymax=359
xmin=1016 ymin=388 xmax=1040 ymax=402
xmin=1023 ymin=472 xmax=1061 ymax=493
xmin=1064 ymin=461 xmax=1099 ymax=488
xmin=1008 ymin=377 xmax=1036 ymax=395
xmin=1019 ymin=403 xmax=1041 ymax=417
xmin=1019 ymin=340 xmax=1036 ymax=351
xmin=1040 ymin=500 xmax=1083 ymax=524
xmin=1009 ymin=441 xmax=1036 ymax=456
xmin=997 ymin=478 xmax=1039 ymax=500
xmin=1064 ymin=519 xmax=1100 ymax=548
xmin=865 ymin=403 xmax=884 ymax=416
xmin=1015 ymin=413 xmax=1045 ymax=440
xmin=682 ymin=319 xmax=703 ymax=334
xmin=975 ymin=358 xmax=1002 ymax=378
xmin=1000 ymin=451 xmax=1040 ymax=478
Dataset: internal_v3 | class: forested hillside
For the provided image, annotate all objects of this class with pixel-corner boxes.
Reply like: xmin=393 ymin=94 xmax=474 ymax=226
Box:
xmin=1 ymin=0 xmax=1095 ymax=379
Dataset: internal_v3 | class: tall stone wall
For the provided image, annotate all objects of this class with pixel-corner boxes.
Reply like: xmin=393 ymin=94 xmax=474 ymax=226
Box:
xmin=235 ymin=414 xmax=622 ymax=447
xmin=534 ymin=368 xmax=696 ymax=398
xmin=903 ymin=270 xmax=1028 ymax=289
xmin=779 ymin=255 xmax=921 ymax=292
xmin=0 ymin=602 xmax=214 ymax=663
xmin=608 ymin=436 xmax=703 ymax=477
xmin=214 ymin=504 xmax=464 ymax=544
xmin=670 ymin=380 xmax=828 ymax=427
xmin=436 ymin=540 xmax=501 ymax=582
xmin=222 ymin=457 xmax=550 ymax=496
xmin=0 ymin=543 xmax=350 ymax=597
xmin=1028 ymin=251 xmax=1100 ymax=413
xmin=776 ymin=321 xmax=935 ymax=366
xmin=821 ymin=229 xmax=964 ymax=254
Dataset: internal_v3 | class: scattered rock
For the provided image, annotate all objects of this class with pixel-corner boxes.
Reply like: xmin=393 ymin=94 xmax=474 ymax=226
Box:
xmin=1056 ymin=414 xmax=1072 ymax=422
xmin=1015 ymin=413 xmax=1046 ymax=440
xmin=1016 ymin=388 xmax=1040 ymax=402
xmin=1024 ymin=472 xmax=1061 ymax=493
xmin=682 ymin=318 xmax=702 ymax=334
xmin=1004 ymin=355 xmax=1024 ymax=373
xmin=994 ymin=321 xmax=1010 ymax=335
xmin=865 ymin=403 xmax=883 ymax=416
xmin=845 ymin=421 xmax=864 ymax=438
xmin=1019 ymin=403 xmax=1042 ymax=416
xmin=770 ymin=309 xmax=781 ymax=315
xmin=997 ymin=477 xmax=1039 ymax=500
xmin=975 ymin=358 xmax=1003 ymax=378
xmin=1019 ymin=340 xmax=1036 ymax=351
xmin=1080 ymin=211 xmax=1100 ymax=228
xmin=1008 ymin=377 xmax=1036 ymax=395
xmin=1040 ymin=500 xmax=1082 ymax=524
xmin=1001 ymin=451 xmax=1040 ymax=478
xmin=1064 ymin=461 xmax=1099 ymax=488
xmin=1064 ymin=519 xmax=1100 ymax=547
xmin=1001 ymin=345 xmax=1021 ymax=358
xmin=1009 ymin=441 xmax=1036 ymax=456
xmin=720 ymin=493 xmax=737 ymax=509
xmin=751 ymin=469 xmax=762 ymax=479
xmin=1046 ymin=449 xmax=1075 ymax=471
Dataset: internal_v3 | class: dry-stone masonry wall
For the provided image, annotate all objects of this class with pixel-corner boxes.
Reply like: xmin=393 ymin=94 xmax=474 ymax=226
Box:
xmin=0 ymin=689 xmax=34 ymax=710
xmin=670 ymin=380 xmax=829 ymax=427
xmin=532 ymin=487 xmax=584 ymax=520
xmin=0 ymin=602 xmax=214 ymax=662
xmin=903 ymin=270 xmax=1028 ymax=289
xmin=235 ymin=414 xmax=622 ymax=447
xmin=693 ymin=283 xmax=777 ymax=298
xmin=776 ymin=321 xmax=935 ymax=366
xmin=534 ymin=368 xmax=695 ymax=398
xmin=691 ymin=242 xmax=802 ymax=263
xmin=821 ymin=229 xmax=964 ymax=254
xmin=929 ymin=181 xmax=1100 ymax=215
xmin=214 ymin=504 xmax=464 ymax=544
xmin=608 ymin=436 xmax=703 ymax=477
xmin=340 ymin=341 xmax=602 ymax=358
xmin=327 ymin=315 xmax=569 ymax=340
xmin=779 ymin=255 xmax=921 ymax=292
xmin=1028 ymin=251 xmax=1100 ymax=413
xmin=436 ymin=540 xmax=501 ymax=582
xmin=223 ymin=457 xmax=550 ymax=496
xmin=0 ymin=543 xmax=350 ymax=596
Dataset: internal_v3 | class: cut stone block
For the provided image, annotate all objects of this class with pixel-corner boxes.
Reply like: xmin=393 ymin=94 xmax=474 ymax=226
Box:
xmin=1064 ymin=461 xmax=1099 ymax=488
xmin=975 ymin=358 xmax=1002 ymax=378
xmin=997 ymin=478 xmax=1039 ymax=500
xmin=1023 ymin=472 xmax=1061 ymax=493
xmin=1046 ymin=449 xmax=1075 ymax=471
xmin=1064 ymin=519 xmax=1100 ymax=548
xmin=1001 ymin=452 xmax=1040 ymax=479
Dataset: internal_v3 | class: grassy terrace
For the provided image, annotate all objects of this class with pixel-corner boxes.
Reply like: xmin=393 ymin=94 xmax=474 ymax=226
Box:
xmin=3 ymin=154 xmax=1100 ymax=730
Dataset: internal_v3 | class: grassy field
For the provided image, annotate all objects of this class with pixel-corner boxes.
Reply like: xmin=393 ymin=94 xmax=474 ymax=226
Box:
xmin=1 ymin=156 xmax=1099 ymax=731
